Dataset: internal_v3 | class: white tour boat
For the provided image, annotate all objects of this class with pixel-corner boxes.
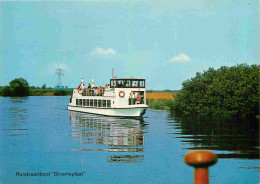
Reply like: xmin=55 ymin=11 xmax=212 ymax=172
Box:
xmin=68 ymin=77 xmax=148 ymax=117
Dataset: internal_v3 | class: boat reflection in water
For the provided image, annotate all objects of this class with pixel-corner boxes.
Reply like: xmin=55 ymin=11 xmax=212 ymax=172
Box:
xmin=68 ymin=111 xmax=146 ymax=164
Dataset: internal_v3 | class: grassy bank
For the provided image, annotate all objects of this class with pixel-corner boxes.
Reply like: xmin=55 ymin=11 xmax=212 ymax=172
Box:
xmin=29 ymin=89 xmax=72 ymax=96
xmin=0 ymin=88 xmax=73 ymax=96
xmin=146 ymin=92 xmax=175 ymax=110
xmin=146 ymin=99 xmax=174 ymax=110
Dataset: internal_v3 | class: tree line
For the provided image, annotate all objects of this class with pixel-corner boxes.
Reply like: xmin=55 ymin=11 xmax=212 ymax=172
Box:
xmin=170 ymin=64 xmax=259 ymax=119
xmin=0 ymin=78 xmax=71 ymax=96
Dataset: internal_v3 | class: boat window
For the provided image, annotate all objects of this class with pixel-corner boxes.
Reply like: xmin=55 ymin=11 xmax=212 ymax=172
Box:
xmin=139 ymin=80 xmax=145 ymax=88
xmin=90 ymin=99 xmax=93 ymax=107
xmin=94 ymin=99 xmax=97 ymax=107
xmin=83 ymin=99 xmax=86 ymax=106
xmin=125 ymin=80 xmax=131 ymax=87
xmin=117 ymin=80 xmax=125 ymax=88
xmin=98 ymin=100 xmax=101 ymax=107
xmin=79 ymin=99 xmax=83 ymax=106
xmin=86 ymin=99 xmax=89 ymax=106
xmin=102 ymin=100 xmax=106 ymax=107
xmin=76 ymin=99 xmax=79 ymax=106
xmin=110 ymin=79 xmax=116 ymax=88
xmin=132 ymin=80 xmax=139 ymax=88
xmin=107 ymin=100 xmax=111 ymax=108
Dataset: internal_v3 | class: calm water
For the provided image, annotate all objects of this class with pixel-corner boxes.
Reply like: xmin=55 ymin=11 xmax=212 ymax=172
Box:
xmin=0 ymin=96 xmax=259 ymax=184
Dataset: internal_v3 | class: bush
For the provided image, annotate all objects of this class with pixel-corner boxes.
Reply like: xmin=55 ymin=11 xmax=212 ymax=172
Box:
xmin=28 ymin=89 xmax=72 ymax=96
xmin=1 ymin=78 xmax=30 ymax=96
xmin=170 ymin=64 xmax=259 ymax=119
xmin=1 ymin=86 xmax=15 ymax=96
xmin=53 ymin=89 xmax=67 ymax=96
xmin=29 ymin=89 xmax=47 ymax=96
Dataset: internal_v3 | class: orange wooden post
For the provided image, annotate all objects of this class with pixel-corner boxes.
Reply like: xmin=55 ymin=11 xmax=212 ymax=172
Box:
xmin=184 ymin=151 xmax=218 ymax=184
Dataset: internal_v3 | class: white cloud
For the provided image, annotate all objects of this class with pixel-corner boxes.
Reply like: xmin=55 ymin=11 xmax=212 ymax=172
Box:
xmin=90 ymin=48 xmax=116 ymax=56
xmin=168 ymin=53 xmax=191 ymax=63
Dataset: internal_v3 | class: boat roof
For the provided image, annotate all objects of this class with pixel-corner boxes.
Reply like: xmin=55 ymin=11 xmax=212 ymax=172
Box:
xmin=110 ymin=78 xmax=145 ymax=80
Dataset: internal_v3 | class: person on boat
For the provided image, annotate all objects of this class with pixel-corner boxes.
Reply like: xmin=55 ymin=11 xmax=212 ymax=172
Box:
xmin=137 ymin=93 xmax=140 ymax=103
xmin=128 ymin=93 xmax=132 ymax=105
xmin=133 ymin=92 xmax=136 ymax=104
xmin=133 ymin=82 xmax=137 ymax=87
xmin=88 ymin=83 xmax=91 ymax=88
xmin=98 ymin=86 xmax=103 ymax=96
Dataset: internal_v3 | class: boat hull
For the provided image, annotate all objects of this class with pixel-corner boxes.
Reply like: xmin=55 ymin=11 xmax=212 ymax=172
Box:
xmin=68 ymin=105 xmax=147 ymax=117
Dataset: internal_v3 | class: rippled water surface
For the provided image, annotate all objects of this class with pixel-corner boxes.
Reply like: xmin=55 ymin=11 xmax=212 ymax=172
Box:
xmin=0 ymin=96 xmax=259 ymax=184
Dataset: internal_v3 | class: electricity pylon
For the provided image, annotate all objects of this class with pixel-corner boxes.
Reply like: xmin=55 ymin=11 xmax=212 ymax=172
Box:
xmin=56 ymin=68 xmax=64 ymax=88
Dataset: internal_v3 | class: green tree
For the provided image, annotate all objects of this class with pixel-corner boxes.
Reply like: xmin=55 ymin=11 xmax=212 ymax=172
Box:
xmin=41 ymin=84 xmax=46 ymax=89
xmin=171 ymin=64 xmax=259 ymax=119
xmin=9 ymin=78 xmax=30 ymax=96
xmin=1 ymin=86 xmax=15 ymax=96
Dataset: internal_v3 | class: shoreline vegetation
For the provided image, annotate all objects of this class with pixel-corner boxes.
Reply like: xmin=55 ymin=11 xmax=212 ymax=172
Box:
xmin=29 ymin=89 xmax=72 ymax=96
xmin=171 ymin=64 xmax=259 ymax=119
xmin=0 ymin=87 xmax=72 ymax=96
xmin=0 ymin=64 xmax=259 ymax=119
xmin=146 ymin=92 xmax=175 ymax=110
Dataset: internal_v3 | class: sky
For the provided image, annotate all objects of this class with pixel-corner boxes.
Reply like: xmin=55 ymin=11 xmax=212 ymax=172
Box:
xmin=0 ymin=0 xmax=259 ymax=90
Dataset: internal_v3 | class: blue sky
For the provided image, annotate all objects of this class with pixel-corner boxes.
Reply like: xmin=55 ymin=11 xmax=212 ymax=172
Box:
xmin=0 ymin=0 xmax=259 ymax=89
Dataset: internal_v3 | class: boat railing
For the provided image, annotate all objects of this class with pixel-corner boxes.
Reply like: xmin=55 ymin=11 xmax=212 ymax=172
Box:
xmin=81 ymin=88 xmax=106 ymax=97
xmin=80 ymin=88 xmax=146 ymax=105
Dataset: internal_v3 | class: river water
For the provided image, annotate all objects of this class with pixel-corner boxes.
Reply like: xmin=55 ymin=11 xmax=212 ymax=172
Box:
xmin=0 ymin=96 xmax=259 ymax=184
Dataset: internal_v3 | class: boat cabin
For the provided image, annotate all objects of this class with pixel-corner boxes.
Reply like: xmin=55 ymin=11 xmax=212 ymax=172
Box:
xmin=110 ymin=78 xmax=145 ymax=88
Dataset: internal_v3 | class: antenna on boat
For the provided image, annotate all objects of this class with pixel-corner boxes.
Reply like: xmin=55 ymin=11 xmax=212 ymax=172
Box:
xmin=92 ymin=79 xmax=94 ymax=88
xmin=112 ymin=68 xmax=114 ymax=79
xmin=81 ymin=78 xmax=84 ymax=88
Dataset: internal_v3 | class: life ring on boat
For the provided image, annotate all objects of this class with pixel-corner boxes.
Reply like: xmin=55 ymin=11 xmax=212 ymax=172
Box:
xmin=119 ymin=91 xmax=125 ymax=98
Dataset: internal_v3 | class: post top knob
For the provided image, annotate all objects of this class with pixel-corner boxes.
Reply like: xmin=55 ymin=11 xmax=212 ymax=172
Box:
xmin=184 ymin=150 xmax=217 ymax=168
